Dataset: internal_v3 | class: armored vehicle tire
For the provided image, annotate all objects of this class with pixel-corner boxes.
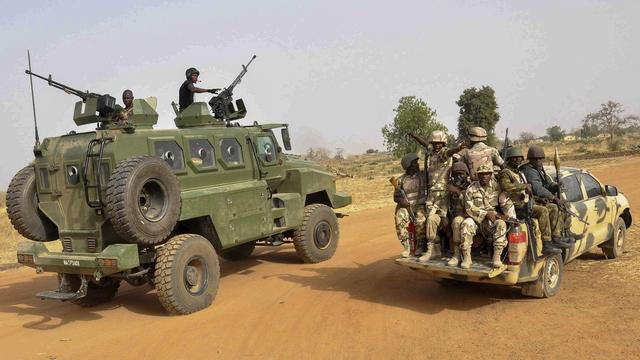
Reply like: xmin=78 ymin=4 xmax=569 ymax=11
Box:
xmin=6 ymin=165 xmax=58 ymax=242
xmin=154 ymin=234 xmax=220 ymax=315
xmin=602 ymin=217 xmax=626 ymax=259
xmin=220 ymin=241 xmax=256 ymax=261
xmin=105 ymin=156 xmax=181 ymax=245
xmin=293 ymin=204 xmax=339 ymax=264
xmin=521 ymin=253 xmax=564 ymax=298
xmin=59 ymin=274 xmax=121 ymax=307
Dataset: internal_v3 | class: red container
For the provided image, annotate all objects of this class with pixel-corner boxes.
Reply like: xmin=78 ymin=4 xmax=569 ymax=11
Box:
xmin=507 ymin=225 xmax=527 ymax=265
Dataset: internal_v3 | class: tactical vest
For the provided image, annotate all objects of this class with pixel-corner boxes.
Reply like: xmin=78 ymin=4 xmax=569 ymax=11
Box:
xmin=400 ymin=172 xmax=427 ymax=206
xmin=463 ymin=143 xmax=499 ymax=180
xmin=427 ymin=149 xmax=452 ymax=192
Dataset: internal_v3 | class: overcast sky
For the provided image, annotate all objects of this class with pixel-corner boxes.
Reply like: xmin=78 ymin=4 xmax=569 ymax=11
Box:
xmin=1 ymin=0 xmax=638 ymax=188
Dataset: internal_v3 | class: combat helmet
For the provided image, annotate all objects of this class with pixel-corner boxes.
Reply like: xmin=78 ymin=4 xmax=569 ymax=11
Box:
xmin=527 ymin=145 xmax=546 ymax=159
xmin=468 ymin=127 xmax=487 ymax=142
xmin=429 ymin=130 xmax=446 ymax=143
xmin=401 ymin=153 xmax=419 ymax=170
xmin=451 ymin=161 xmax=469 ymax=175
xmin=476 ymin=162 xmax=494 ymax=174
xmin=185 ymin=67 xmax=200 ymax=80
xmin=505 ymin=147 xmax=524 ymax=160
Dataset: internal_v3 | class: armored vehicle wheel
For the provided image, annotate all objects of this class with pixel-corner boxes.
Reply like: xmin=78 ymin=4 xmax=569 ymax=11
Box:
xmin=293 ymin=204 xmax=339 ymax=263
xmin=105 ymin=156 xmax=181 ymax=245
xmin=6 ymin=165 xmax=58 ymax=241
xmin=602 ymin=217 xmax=626 ymax=259
xmin=220 ymin=241 xmax=256 ymax=261
xmin=154 ymin=234 xmax=220 ymax=315
xmin=521 ymin=253 xmax=564 ymax=298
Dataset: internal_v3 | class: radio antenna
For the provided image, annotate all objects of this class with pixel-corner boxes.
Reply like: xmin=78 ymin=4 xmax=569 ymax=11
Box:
xmin=27 ymin=50 xmax=40 ymax=147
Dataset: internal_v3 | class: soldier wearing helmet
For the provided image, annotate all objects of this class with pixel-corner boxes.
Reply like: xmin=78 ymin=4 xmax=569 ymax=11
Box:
xmin=445 ymin=161 xmax=471 ymax=267
xmin=453 ymin=126 xmax=505 ymax=180
xmin=179 ymin=67 xmax=221 ymax=112
xmin=458 ymin=163 xmax=513 ymax=268
xmin=497 ymin=147 xmax=562 ymax=255
xmin=520 ymin=145 xmax=572 ymax=247
xmin=407 ymin=130 xmax=466 ymax=261
xmin=393 ymin=153 xmax=427 ymax=258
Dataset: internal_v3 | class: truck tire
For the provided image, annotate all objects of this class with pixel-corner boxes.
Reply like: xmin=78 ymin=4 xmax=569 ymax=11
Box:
xmin=105 ymin=156 xmax=181 ymax=245
xmin=220 ymin=241 xmax=256 ymax=261
xmin=293 ymin=204 xmax=339 ymax=263
xmin=602 ymin=217 xmax=626 ymax=259
xmin=6 ymin=165 xmax=58 ymax=241
xmin=154 ymin=234 xmax=220 ymax=315
xmin=521 ymin=253 xmax=564 ymax=298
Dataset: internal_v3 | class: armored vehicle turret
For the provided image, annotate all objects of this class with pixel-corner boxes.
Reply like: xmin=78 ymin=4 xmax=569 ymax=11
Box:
xmin=8 ymin=60 xmax=351 ymax=315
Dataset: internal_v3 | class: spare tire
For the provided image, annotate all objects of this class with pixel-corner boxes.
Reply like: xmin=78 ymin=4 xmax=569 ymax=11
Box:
xmin=105 ymin=156 xmax=181 ymax=245
xmin=6 ymin=165 xmax=58 ymax=241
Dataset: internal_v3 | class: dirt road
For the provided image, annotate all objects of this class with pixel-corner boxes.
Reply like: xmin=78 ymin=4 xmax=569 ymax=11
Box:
xmin=1 ymin=157 xmax=638 ymax=360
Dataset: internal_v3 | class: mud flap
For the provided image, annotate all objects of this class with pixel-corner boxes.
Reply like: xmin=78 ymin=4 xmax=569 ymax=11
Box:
xmin=36 ymin=274 xmax=88 ymax=301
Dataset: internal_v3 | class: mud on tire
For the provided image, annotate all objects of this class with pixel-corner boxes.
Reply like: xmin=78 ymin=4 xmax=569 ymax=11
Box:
xmin=293 ymin=204 xmax=339 ymax=263
xmin=154 ymin=234 xmax=220 ymax=315
xmin=105 ymin=156 xmax=181 ymax=245
xmin=6 ymin=165 xmax=58 ymax=241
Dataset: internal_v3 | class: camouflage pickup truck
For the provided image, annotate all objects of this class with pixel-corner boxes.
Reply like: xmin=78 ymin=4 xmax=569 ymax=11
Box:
xmin=7 ymin=73 xmax=351 ymax=315
xmin=396 ymin=166 xmax=631 ymax=297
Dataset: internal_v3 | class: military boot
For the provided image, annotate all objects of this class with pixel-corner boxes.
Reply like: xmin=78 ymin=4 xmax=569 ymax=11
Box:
xmin=491 ymin=246 xmax=505 ymax=268
xmin=418 ymin=242 xmax=435 ymax=262
xmin=433 ymin=243 xmax=442 ymax=259
xmin=401 ymin=241 xmax=411 ymax=258
xmin=542 ymin=242 xmax=562 ymax=255
xmin=551 ymin=236 xmax=571 ymax=249
xmin=447 ymin=247 xmax=461 ymax=267
xmin=460 ymin=247 xmax=472 ymax=269
xmin=414 ymin=239 xmax=426 ymax=257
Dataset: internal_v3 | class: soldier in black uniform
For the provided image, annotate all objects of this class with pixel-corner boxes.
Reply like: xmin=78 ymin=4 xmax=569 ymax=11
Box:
xmin=179 ymin=67 xmax=221 ymax=112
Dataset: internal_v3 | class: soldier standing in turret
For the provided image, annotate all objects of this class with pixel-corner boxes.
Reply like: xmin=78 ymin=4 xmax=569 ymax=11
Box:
xmin=520 ymin=145 xmax=572 ymax=248
xmin=459 ymin=163 xmax=513 ymax=268
xmin=497 ymin=147 xmax=562 ymax=255
xmin=393 ymin=153 xmax=428 ymax=258
xmin=454 ymin=126 xmax=505 ymax=180
xmin=179 ymin=67 xmax=221 ymax=112
xmin=446 ymin=162 xmax=471 ymax=267
xmin=113 ymin=89 xmax=134 ymax=124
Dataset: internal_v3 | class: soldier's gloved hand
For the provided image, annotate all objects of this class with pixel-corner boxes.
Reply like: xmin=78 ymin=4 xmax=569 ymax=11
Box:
xmin=209 ymin=88 xmax=221 ymax=94
xmin=486 ymin=211 xmax=498 ymax=222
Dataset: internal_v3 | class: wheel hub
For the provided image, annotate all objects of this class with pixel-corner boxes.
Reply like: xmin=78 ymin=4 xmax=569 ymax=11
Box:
xmin=314 ymin=221 xmax=332 ymax=250
xmin=137 ymin=179 xmax=168 ymax=222
xmin=546 ymin=258 xmax=560 ymax=289
xmin=183 ymin=256 xmax=208 ymax=295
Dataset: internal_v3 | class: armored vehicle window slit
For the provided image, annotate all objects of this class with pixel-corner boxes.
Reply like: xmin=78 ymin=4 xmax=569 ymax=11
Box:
xmin=256 ymin=136 xmax=277 ymax=164
xmin=188 ymin=139 xmax=216 ymax=168
xmin=219 ymin=138 xmax=244 ymax=165
xmin=561 ymin=175 xmax=583 ymax=202
xmin=154 ymin=140 xmax=185 ymax=171
xmin=580 ymin=174 xmax=603 ymax=199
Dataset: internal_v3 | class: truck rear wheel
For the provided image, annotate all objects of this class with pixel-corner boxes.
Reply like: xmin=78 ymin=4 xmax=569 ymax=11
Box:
xmin=105 ymin=156 xmax=181 ymax=245
xmin=521 ymin=253 xmax=564 ymax=298
xmin=293 ymin=204 xmax=339 ymax=263
xmin=602 ymin=217 xmax=625 ymax=259
xmin=154 ymin=234 xmax=220 ymax=315
xmin=220 ymin=241 xmax=256 ymax=261
xmin=6 ymin=165 xmax=58 ymax=241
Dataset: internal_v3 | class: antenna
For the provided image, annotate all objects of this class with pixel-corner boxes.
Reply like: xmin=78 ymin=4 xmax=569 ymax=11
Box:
xmin=27 ymin=50 xmax=40 ymax=147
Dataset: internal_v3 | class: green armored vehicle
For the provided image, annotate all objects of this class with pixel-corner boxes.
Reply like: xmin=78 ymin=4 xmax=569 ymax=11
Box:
xmin=7 ymin=59 xmax=351 ymax=315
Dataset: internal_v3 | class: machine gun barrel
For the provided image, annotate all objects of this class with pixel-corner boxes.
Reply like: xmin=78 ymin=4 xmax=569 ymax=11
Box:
xmin=226 ymin=54 xmax=256 ymax=95
xmin=24 ymin=70 xmax=94 ymax=101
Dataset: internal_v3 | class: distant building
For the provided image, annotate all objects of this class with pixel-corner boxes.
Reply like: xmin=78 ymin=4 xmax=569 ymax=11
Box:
xmin=563 ymin=135 xmax=576 ymax=141
xmin=597 ymin=133 xmax=609 ymax=139
xmin=532 ymin=139 xmax=544 ymax=143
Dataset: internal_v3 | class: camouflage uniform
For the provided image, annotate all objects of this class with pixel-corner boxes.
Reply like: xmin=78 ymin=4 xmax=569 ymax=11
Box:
xmin=419 ymin=147 xmax=452 ymax=261
xmin=520 ymin=162 xmax=565 ymax=239
xmin=394 ymin=171 xmax=427 ymax=257
xmin=446 ymin=162 xmax=470 ymax=267
xmin=455 ymin=142 xmax=505 ymax=181
xmin=461 ymin=164 xmax=513 ymax=268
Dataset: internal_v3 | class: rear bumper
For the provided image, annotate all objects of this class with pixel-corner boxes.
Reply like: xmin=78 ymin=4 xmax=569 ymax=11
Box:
xmin=332 ymin=192 xmax=352 ymax=209
xmin=17 ymin=241 xmax=140 ymax=277
xmin=395 ymin=257 xmax=521 ymax=285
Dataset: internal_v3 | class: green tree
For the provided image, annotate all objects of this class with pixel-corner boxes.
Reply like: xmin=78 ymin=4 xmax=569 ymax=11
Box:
xmin=456 ymin=86 xmax=500 ymax=145
xmin=381 ymin=96 xmax=448 ymax=157
xmin=518 ymin=131 xmax=537 ymax=144
xmin=583 ymin=101 xmax=639 ymax=142
xmin=546 ymin=125 xmax=565 ymax=142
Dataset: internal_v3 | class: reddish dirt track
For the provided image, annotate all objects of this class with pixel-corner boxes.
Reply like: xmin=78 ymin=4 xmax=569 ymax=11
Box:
xmin=1 ymin=157 xmax=639 ymax=360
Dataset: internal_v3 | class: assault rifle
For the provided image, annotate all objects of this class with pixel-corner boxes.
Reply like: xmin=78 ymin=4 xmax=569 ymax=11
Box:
xmin=389 ymin=176 xmax=417 ymax=255
xmin=553 ymin=148 xmax=590 ymax=226
xmin=501 ymin=128 xmax=510 ymax=159
xmin=209 ymin=55 xmax=256 ymax=121
xmin=24 ymin=70 xmax=116 ymax=117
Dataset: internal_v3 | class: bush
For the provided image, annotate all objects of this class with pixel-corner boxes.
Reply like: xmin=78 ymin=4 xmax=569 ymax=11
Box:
xmin=577 ymin=144 xmax=588 ymax=153
xmin=608 ymin=139 xmax=623 ymax=151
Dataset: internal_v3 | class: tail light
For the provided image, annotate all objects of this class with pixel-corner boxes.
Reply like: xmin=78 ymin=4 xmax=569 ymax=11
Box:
xmin=507 ymin=224 xmax=527 ymax=265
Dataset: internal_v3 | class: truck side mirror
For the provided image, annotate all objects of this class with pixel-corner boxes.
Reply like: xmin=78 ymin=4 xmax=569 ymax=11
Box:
xmin=281 ymin=128 xmax=292 ymax=151
xmin=605 ymin=185 xmax=618 ymax=196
